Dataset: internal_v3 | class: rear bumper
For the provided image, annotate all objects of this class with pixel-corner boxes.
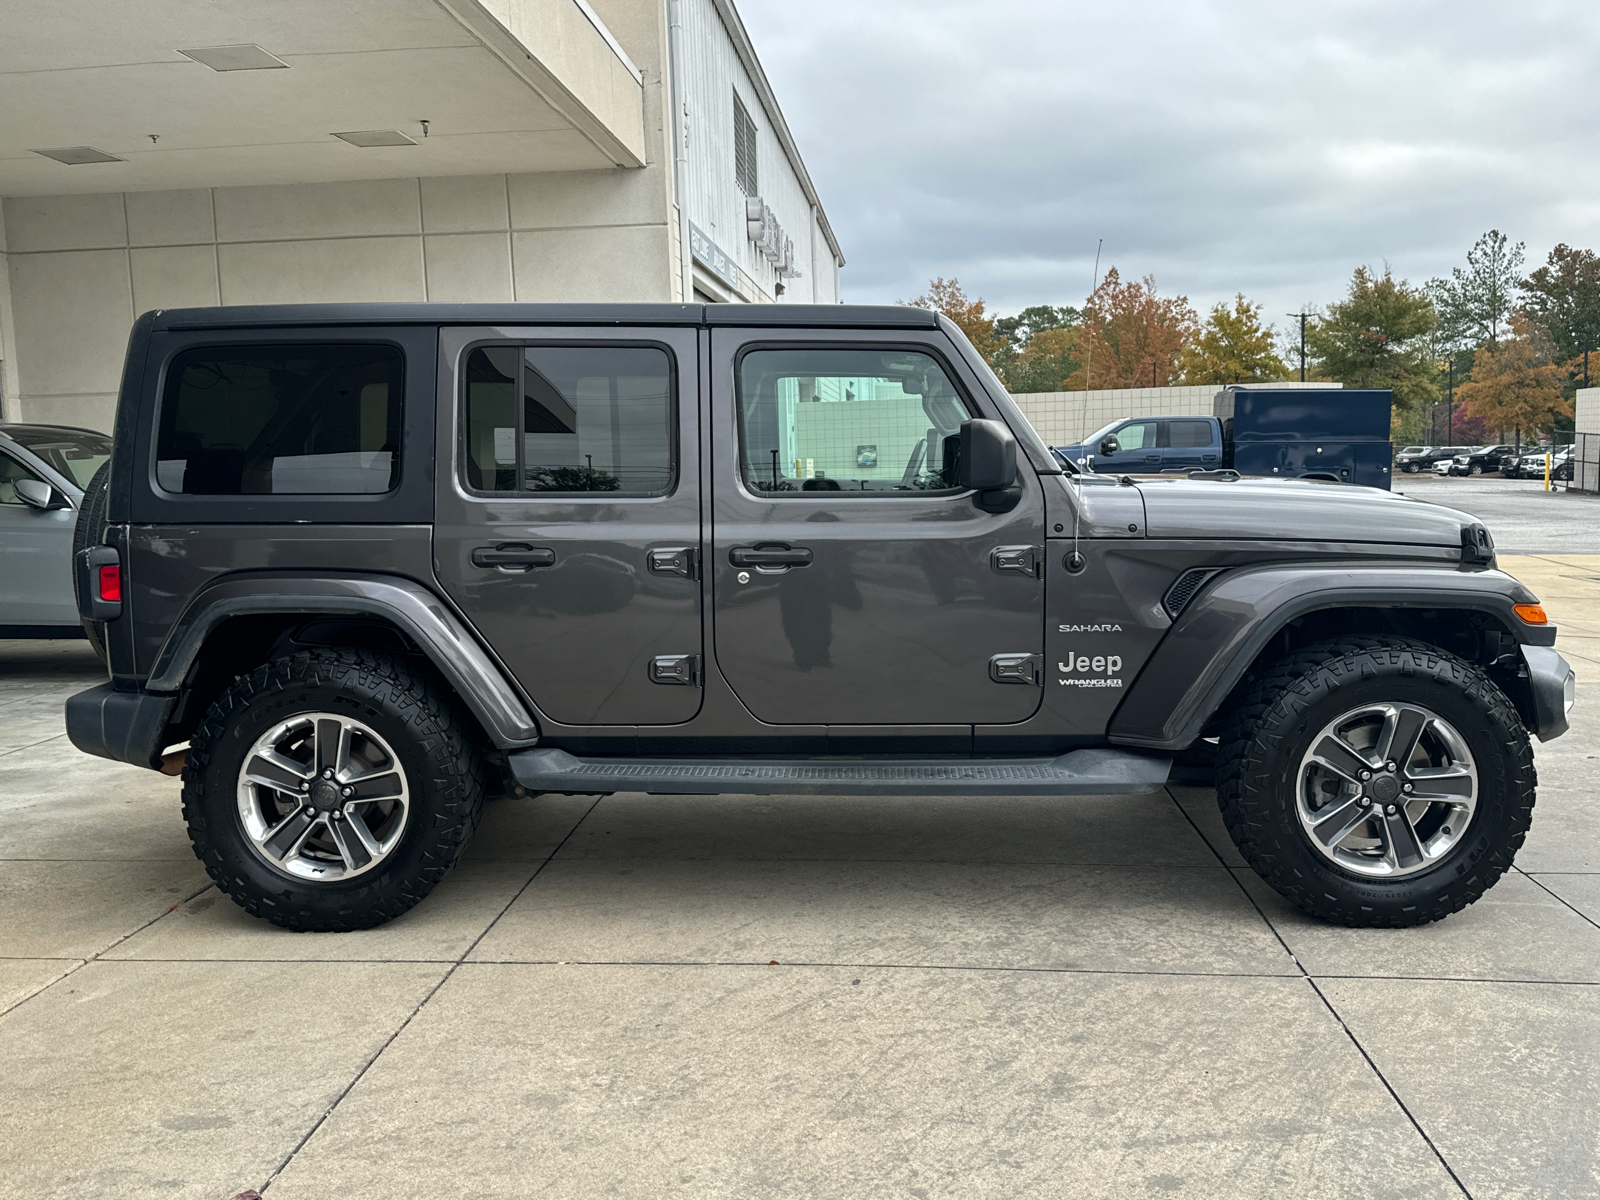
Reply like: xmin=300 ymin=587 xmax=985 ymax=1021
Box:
xmin=65 ymin=683 xmax=176 ymax=769
xmin=1522 ymin=645 xmax=1576 ymax=742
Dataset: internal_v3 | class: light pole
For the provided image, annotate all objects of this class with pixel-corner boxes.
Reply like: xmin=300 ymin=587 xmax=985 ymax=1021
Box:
xmin=1287 ymin=311 xmax=1311 ymax=382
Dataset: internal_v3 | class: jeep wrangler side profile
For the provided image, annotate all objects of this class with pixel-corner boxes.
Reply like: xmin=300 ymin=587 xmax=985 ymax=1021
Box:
xmin=66 ymin=303 xmax=1576 ymax=932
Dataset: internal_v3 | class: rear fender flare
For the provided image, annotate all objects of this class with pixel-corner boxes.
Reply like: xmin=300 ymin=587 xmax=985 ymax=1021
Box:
xmin=148 ymin=572 xmax=539 ymax=747
xmin=1107 ymin=563 xmax=1550 ymax=751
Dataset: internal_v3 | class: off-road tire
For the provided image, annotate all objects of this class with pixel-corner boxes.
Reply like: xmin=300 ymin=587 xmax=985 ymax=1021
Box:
xmin=70 ymin=460 xmax=111 ymax=661
xmin=182 ymin=648 xmax=485 ymax=931
xmin=1216 ymin=637 xmax=1536 ymax=927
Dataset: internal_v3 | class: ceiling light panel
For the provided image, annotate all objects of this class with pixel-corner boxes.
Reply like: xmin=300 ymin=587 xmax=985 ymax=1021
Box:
xmin=332 ymin=130 xmax=418 ymax=148
xmin=178 ymin=45 xmax=290 ymax=72
xmin=31 ymin=147 xmax=124 ymax=165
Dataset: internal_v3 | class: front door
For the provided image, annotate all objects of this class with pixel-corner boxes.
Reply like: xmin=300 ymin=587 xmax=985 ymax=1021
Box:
xmin=0 ymin=450 xmax=77 ymax=625
xmin=1095 ymin=419 xmax=1161 ymax=473
xmin=433 ymin=326 xmax=702 ymax=726
xmin=709 ymin=329 xmax=1044 ymax=726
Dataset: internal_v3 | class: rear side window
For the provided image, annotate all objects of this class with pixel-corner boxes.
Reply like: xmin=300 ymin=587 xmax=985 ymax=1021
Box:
xmin=462 ymin=345 xmax=674 ymax=496
xmin=156 ymin=344 xmax=403 ymax=495
xmin=1167 ymin=420 xmax=1213 ymax=448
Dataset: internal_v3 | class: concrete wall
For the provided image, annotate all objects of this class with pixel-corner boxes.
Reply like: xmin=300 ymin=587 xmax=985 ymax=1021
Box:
xmin=1009 ymin=382 xmax=1344 ymax=447
xmin=0 ymin=170 xmax=679 ymax=430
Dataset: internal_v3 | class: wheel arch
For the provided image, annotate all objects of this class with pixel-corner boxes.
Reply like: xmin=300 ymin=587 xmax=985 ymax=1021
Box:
xmin=149 ymin=572 xmax=539 ymax=752
xmin=1108 ymin=563 xmax=1554 ymax=752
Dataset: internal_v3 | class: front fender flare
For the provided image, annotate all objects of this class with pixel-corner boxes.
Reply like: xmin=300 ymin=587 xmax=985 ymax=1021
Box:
xmin=147 ymin=571 xmax=539 ymax=748
xmin=1107 ymin=563 xmax=1551 ymax=751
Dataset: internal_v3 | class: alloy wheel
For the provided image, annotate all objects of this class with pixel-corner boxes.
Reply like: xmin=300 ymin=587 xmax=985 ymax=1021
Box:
xmin=1296 ymin=702 xmax=1477 ymax=878
xmin=236 ymin=712 xmax=410 ymax=881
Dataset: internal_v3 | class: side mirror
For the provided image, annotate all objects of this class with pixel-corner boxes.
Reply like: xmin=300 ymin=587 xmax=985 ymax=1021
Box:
xmin=14 ymin=479 xmax=66 ymax=510
xmin=958 ymin=419 xmax=1017 ymax=492
xmin=1099 ymin=435 xmax=1121 ymax=456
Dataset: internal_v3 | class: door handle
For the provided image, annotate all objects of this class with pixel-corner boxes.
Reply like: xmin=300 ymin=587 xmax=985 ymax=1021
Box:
xmin=729 ymin=544 xmax=813 ymax=569
xmin=1144 ymin=454 xmax=1160 ymax=462
xmin=471 ymin=543 xmax=555 ymax=569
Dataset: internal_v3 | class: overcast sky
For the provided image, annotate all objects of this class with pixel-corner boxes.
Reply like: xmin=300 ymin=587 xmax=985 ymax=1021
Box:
xmin=739 ymin=0 xmax=1600 ymax=331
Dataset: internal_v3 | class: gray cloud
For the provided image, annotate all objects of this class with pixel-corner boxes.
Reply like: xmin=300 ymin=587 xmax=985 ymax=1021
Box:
xmin=739 ymin=0 xmax=1600 ymax=327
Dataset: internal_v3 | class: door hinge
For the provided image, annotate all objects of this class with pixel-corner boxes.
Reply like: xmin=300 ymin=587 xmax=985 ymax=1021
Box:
xmin=648 ymin=546 xmax=699 ymax=579
xmin=989 ymin=653 xmax=1042 ymax=685
xmin=990 ymin=546 xmax=1040 ymax=577
xmin=649 ymin=654 xmax=701 ymax=686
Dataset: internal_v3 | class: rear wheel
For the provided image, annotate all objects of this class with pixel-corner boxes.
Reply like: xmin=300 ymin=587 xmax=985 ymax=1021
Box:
xmin=1217 ymin=638 xmax=1535 ymax=926
xmin=182 ymin=648 xmax=485 ymax=931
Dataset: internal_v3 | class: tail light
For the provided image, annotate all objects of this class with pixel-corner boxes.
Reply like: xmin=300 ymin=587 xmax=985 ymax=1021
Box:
xmin=76 ymin=545 xmax=122 ymax=621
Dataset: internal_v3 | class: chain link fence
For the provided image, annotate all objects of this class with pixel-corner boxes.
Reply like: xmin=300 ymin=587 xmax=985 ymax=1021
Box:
xmin=1571 ymin=431 xmax=1599 ymax=493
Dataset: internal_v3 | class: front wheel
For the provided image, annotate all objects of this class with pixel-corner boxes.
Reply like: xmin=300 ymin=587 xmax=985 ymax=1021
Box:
xmin=1217 ymin=638 xmax=1535 ymax=927
xmin=182 ymin=648 xmax=485 ymax=931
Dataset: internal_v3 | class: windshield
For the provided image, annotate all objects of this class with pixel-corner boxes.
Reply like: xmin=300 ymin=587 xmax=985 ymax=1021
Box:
xmin=5 ymin=428 xmax=111 ymax=488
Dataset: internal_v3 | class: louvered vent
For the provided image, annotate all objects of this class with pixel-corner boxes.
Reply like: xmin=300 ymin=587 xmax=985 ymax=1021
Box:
xmin=1163 ymin=568 xmax=1221 ymax=618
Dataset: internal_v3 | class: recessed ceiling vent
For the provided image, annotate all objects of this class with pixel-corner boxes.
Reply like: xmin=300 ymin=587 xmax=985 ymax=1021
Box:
xmin=31 ymin=147 xmax=124 ymax=165
xmin=178 ymin=45 xmax=290 ymax=71
xmin=332 ymin=130 xmax=418 ymax=148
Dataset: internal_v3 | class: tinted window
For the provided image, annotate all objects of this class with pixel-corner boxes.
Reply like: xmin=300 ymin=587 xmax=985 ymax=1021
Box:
xmin=463 ymin=345 xmax=673 ymax=496
xmin=0 ymin=452 xmax=44 ymax=505
xmin=1167 ymin=420 xmax=1213 ymax=448
xmin=157 ymin=345 xmax=402 ymax=495
xmin=737 ymin=348 xmax=974 ymax=494
xmin=4 ymin=429 xmax=111 ymax=488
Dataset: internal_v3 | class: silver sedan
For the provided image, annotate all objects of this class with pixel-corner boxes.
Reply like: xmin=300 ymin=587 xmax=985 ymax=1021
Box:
xmin=0 ymin=423 xmax=111 ymax=636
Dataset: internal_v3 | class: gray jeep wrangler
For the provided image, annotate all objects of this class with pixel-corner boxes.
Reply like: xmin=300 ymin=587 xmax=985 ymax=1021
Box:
xmin=66 ymin=303 xmax=1576 ymax=932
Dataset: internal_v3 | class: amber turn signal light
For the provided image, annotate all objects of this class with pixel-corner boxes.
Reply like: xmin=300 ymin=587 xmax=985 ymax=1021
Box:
xmin=1513 ymin=603 xmax=1548 ymax=625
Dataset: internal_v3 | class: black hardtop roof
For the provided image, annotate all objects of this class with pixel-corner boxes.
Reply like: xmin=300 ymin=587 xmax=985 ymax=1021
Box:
xmin=0 ymin=422 xmax=107 ymax=439
xmin=145 ymin=303 xmax=939 ymax=332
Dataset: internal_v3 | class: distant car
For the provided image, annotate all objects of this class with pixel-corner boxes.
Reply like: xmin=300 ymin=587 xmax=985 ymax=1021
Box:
xmin=0 ymin=423 xmax=111 ymax=637
xmin=1443 ymin=445 xmax=1518 ymax=476
xmin=1396 ymin=445 xmax=1465 ymax=472
xmin=1505 ymin=447 xmax=1572 ymax=480
xmin=1430 ymin=446 xmax=1476 ymax=475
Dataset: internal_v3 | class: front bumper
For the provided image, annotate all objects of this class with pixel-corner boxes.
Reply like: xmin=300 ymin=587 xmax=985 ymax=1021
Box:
xmin=1522 ymin=645 xmax=1576 ymax=742
xmin=65 ymin=683 xmax=176 ymax=769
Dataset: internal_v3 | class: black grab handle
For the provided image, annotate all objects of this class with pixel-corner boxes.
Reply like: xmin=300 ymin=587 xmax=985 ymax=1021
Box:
xmin=728 ymin=545 xmax=813 ymax=568
xmin=471 ymin=544 xmax=556 ymax=569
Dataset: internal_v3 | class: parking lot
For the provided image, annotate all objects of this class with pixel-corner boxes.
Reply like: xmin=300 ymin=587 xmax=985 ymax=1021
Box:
xmin=2 ymin=491 xmax=1597 ymax=1198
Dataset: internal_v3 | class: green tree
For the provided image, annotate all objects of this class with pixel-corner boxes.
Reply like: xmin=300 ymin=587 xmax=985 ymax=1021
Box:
xmin=903 ymin=277 xmax=1004 ymax=362
xmin=992 ymin=305 xmax=1081 ymax=391
xmin=1177 ymin=294 xmax=1289 ymax=384
xmin=1308 ymin=266 xmax=1440 ymax=412
xmin=1428 ymin=229 xmax=1525 ymax=348
xmin=1520 ymin=243 xmax=1600 ymax=363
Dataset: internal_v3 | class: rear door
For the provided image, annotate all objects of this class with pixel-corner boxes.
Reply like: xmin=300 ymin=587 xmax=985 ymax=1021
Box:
xmin=433 ymin=326 xmax=702 ymax=726
xmin=708 ymin=327 xmax=1044 ymax=726
xmin=1161 ymin=418 xmax=1218 ymax=471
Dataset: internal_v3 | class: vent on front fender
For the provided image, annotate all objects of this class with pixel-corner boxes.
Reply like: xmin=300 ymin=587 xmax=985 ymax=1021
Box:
xmin=1163 ymin=568 xmax=1222 ymax=619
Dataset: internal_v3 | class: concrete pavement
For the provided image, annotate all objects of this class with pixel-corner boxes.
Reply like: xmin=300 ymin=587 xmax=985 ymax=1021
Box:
xmin=0 ymin=555 xmax=1594 ymax=1199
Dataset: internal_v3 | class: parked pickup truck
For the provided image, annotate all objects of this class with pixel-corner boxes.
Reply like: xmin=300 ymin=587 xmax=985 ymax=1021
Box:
xmin=1053 ymin=387 xmax=1394 ymax=489
xmin=65 ymin=304 xmax=1573 ymax=933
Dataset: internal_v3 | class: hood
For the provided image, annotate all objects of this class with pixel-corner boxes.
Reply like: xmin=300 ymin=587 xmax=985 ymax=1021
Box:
xmin=1131 ymin=475 xmax=1474 ymax=548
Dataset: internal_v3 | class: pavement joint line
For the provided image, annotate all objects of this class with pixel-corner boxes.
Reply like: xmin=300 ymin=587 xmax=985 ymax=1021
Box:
xmin=256 ymin=794 xmax=604 ymax=1196
xmin=0 ymin=880 xmax=217 ymax=1019
xmin=1514 ymin=866 xmax=1600 ymax=935
xmin=0 ymin=733 xmax=67 ymax=758
xmin=1163 ymin=787 xmax=1476 ymax=1199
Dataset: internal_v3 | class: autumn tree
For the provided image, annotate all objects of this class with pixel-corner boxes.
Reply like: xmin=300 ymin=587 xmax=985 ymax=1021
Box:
xmin=904 ymin=277 xmax=1003 ymax=362
xmin=1428 ymin=229 xmax=1524 ymax=348
xmin=1068 ymin=268 xmax=1197 ymax=389
xmin=1520 ymin=243 xmax=1600 ymax=363
xmin=1453 ymin=316 xmax=1571 ymax=445
xmin=1308 ymin=266 xmax=1439 ymax=412
xmin=1177 ymin=294 xmax=1289 ymax=385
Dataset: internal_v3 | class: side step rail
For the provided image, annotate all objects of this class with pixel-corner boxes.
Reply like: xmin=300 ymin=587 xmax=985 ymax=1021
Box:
xmin=508 ymin=748 xmax=1172 ymax=797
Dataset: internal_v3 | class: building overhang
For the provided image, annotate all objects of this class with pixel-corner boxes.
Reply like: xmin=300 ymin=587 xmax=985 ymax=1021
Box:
xmin=0 ymin=0 xmax=647 ymax=197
